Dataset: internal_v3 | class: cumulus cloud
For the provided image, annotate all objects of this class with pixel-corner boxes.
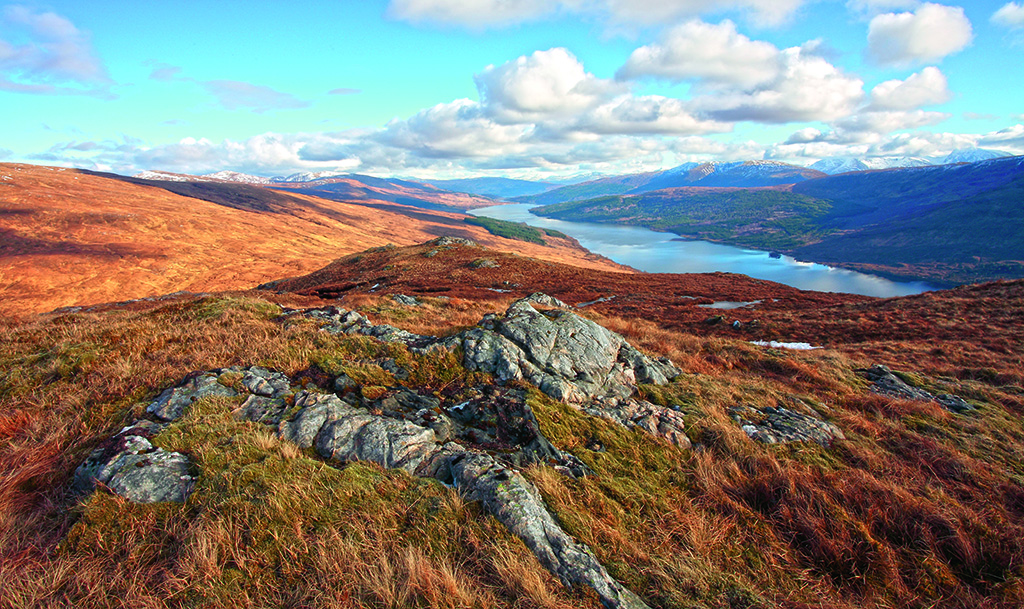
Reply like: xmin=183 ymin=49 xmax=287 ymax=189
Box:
xmin=979 ymin=124 xmax=1024 ymax=150
xmin=376 ymin=99 xmax=531 ymax=159
xmin=868 ymin=66 xmax=951 ymax=110
xmin=597 ymin=0 xmax=806 ymax=27
xmin=475 ymin=48 xmax=626 ymax=124
xmin=867 ymin=3 xmax=973 ymax=66
xmin=694 ymin=46 xmax=864 ymax=123
xmin=200 ymin=80 xmax=311 ymax=113
xmin=0 ymin=6 xmax=113 ymax=96
xmin=866 ymin=130 xmax=979 ymax=157
xmin=992 ymin=2 xmax=1024 ymax=27
xmin=836 ymin=109 xmax=950 ymax=134
xmin=569 ymin=95 xmax=732 ymax=135
xmin=616 ymin=20 xmax=780 ymax=88
xmin=328 ymin=87 xmax=360 ymax=95
xmin=387 ymin=0 xmax=809 ymax=29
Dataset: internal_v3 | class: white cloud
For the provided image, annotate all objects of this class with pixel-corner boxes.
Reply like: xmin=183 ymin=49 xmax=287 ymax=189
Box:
xmin=846 ymin=0 xmax=920 ymax=18
xmin=475 ymin=48 xmax=626 ymax=124
xmin=387 ymin=0 xmax=809 ymax=29
xmin=992 ymin=2 xmax=1024 ymax=28
xmin=200 ymin=80 xmax=311 ymax=113
xmin=387 ymin=0 xmax=554 ymax=28
xmin=598 ymin=0 xmax=805 ymax=27
xmin=866 ymin=130 xmax=980 ymax=157
xmin=867 ymin=3 xmax=973 ymax=66
xmin=868 ymin=66 xmax=951 ymax=110
xmin=836 ymin=109 xmax=950 ymax=134
xmin=979 ymin=124 xmax=1024 ymax=151
xmin=570 ymin=95 xmax=732 ymax=135
xmin=0 ymin=6 xmax=112 ymax=96
xmin=695 ymin=46 xmax=864 ymax=123
xmin=617 ymin=20 xmax=780 ymax=88
xmin=376 ymin=99 xmax=530 ymax=158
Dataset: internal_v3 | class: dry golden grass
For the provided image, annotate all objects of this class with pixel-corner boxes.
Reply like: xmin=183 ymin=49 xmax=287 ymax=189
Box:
xmin=0 ymin=295 xmax=592 ymax=609
xmin=2 ymin=287 xmax=1024 ymax=609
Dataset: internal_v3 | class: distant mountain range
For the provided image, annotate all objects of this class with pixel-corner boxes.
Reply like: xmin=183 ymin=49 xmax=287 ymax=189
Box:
xmin=514 ymin=160 xmax=827 ymax=206
xmin=808 ymin=148 xmax=1010 ymax=175
xmin=421 ymin=177 xmax=558 ymax=199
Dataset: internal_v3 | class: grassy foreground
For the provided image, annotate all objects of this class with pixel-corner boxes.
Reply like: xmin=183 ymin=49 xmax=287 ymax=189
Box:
xmin=1 ymin=293 xmax=1023 ymax=608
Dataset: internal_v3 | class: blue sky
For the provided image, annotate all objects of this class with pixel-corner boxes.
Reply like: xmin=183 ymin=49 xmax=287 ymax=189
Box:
xmin=1 ymin=0 xmax=1023 ymax=179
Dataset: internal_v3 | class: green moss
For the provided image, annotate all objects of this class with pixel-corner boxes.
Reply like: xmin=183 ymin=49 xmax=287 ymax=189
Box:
xmin=190 ymin=296 xmax=282 ymax=321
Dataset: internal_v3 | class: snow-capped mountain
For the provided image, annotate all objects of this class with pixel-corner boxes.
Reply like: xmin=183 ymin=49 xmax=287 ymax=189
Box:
xmin=201 ymin=170 xmax=272 ymax=184
xmin=810 ymin=156 xmax=934 ymax=175
xmin=942 ymin=148 xmax=1011 ymax=165
xmin=271 ymin=171 xmax=347 ymax=183
xmin=132 ymin=170 xmax=195 ymax=182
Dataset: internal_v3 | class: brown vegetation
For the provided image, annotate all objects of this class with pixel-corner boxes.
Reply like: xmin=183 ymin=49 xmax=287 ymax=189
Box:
xmin=0 ymin=163 xmax=625 ymax=319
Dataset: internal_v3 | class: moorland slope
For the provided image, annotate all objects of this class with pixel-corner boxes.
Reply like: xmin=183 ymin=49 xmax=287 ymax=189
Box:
xmin=2 ymin=239 xmax=1022 ymax=608
xmin=0 ymin=163 xmax=622 ymax=318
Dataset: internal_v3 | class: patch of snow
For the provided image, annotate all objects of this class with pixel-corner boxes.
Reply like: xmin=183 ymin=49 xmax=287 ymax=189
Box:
xmin=750 ymin=341 xmax=822 ymax=350
xmin=576 ymin=296 xmax=615 ymax=308
xmin=699 ymin=300 xmax=762 ymax=310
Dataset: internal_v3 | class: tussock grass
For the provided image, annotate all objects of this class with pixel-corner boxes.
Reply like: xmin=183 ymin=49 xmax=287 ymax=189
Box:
xmin=2 ymin=293 xmax=1024 ymax=608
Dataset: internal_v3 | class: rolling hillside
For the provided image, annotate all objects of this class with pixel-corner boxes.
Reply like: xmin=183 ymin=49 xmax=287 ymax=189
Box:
xmin=0 ymin=163 xmax=624 ymax=318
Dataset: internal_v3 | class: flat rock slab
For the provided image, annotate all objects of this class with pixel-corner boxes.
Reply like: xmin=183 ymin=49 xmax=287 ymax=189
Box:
xmin=74 ymin=435 xmax=195 ymax=503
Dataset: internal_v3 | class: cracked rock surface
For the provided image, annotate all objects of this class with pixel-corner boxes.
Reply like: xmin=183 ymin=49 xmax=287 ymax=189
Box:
xmin=730 ymin=404 xmax=845 ymax=446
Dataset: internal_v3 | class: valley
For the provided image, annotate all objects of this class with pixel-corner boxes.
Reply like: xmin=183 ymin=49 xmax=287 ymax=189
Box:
xmin=531 ymin=156 xmax=1024 ymax=285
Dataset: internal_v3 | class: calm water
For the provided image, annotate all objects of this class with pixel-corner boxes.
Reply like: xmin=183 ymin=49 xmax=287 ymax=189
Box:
xmin=468 ymin=203 xmax=940 ymax=298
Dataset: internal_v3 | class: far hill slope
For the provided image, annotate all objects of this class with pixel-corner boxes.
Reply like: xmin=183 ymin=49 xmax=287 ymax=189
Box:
xmin=130 ymin=168 xmax=496 ymax=211
xmin=533 ymin=156 xmax=1024 ymax=285
xmin=267 ymin=238 xmax=867 ymax=316
xmin=422 ymin=177 xmax=558 ymax=199
xmin=0 ymin=163 xmax=623 ymax=317
xmin=516 ymin=161 xmax=824 ymax=206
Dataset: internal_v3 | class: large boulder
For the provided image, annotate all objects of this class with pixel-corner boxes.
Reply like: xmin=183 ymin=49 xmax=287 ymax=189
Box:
xmin=462 ymin=298 xmax=681 ymax=405
xmin=74 ymin=434 xmax=195 ymax=503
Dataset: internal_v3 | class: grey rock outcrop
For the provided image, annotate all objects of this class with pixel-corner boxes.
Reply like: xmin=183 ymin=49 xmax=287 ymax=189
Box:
xmin=450 ymin=452 xmax=650 ymax=609
xmin=463 ymin=298 xmax=680 ymax=405
xmin=392 ymin=294 xmax=420 ymax=306
xmin=731 ymin=405 xmax=844 ymax=447
xmin=859 ymin=365 xmax=975 ymax=414
xmin=290 ymin=294 xmax=687 ymax=447
xmin=585 ymin=399 xmax=692 ymax=450
xmin=74 ymin=434 xmax=195 ymax=503
xmin=147 ymin=371 xmax=238 ymax=421
xmin=859 ymin=365 xmax=934 ymax=402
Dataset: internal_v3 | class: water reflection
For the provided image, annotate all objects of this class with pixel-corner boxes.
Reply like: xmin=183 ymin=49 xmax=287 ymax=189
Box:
xmin=469 ymin=203 xmax=939 ymax=298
